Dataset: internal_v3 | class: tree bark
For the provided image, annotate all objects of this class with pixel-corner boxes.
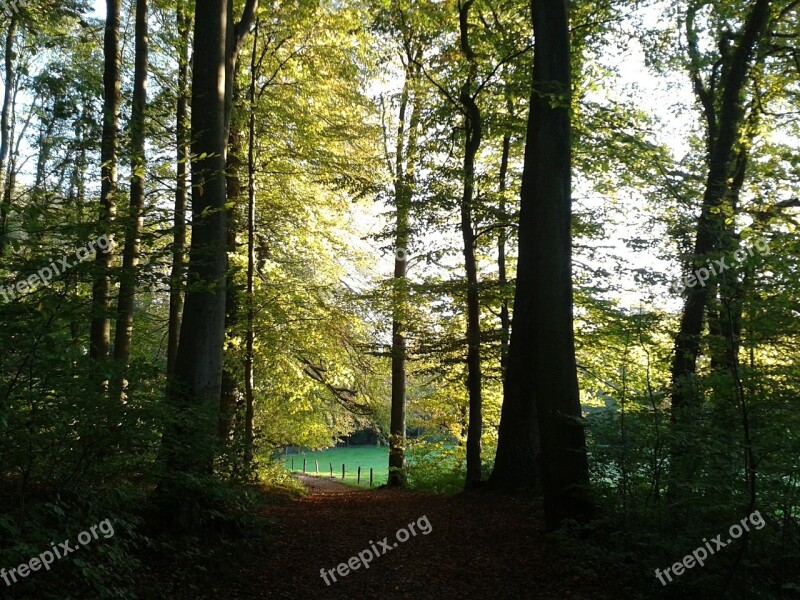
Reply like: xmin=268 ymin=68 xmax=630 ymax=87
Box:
xmin=91 ymin=0 xmax=122 ymax=362
xmin=243 ymin=22 xmax=259 ymax=466
xmin=167 ymin=0 xmax=192 ymax=377
xmin=218 ymin=79 xmax=242 ymax=443
xmin=670 ymin=0 xmax=770 ymax=416
xmin=158 ymin=0 xmax=230 ymax=518
xmin=217 ymin=0 xmax=258 ymax=446
xmin=156 ymin=0 xmax=258 ymax=525
xmin=388 ymin=63 xmax=413 ymax=488
xmin=458 ymin=0 xmax=484 ymax=489
xmin=69 ymin=102 xmax=89 ymax=365
xmin=668 ymin=0 xmax=771 ymax=502
xmin=709 ymin=149 xmax=748 ymax=375
xmin=112 ymin=0 xmax=149 ymax=402
xmin=90 ymin=0 xmax=121 ymax=363
xmin=488 ymin=0 xmax=592 ymax=531
xmin=497 ymin=133 xmax=511 ymax=378
xmin=224 ymin=0 xmax=259 ymax=145
xmin=0 ymin=17 xmax=17 ymax=259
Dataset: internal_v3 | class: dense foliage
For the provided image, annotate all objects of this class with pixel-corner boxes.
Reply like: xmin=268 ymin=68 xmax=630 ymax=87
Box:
xmin=0 ymin=0 xmax=797 ymax=597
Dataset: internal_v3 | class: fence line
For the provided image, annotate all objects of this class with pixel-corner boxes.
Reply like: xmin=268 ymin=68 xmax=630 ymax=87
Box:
xmin=288 ymin=459 xmax=383 ymax=487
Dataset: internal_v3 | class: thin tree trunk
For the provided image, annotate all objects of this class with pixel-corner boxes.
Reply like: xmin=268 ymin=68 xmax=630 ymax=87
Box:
xmin=70 ymin=103 xmax=89 ymax=365
xmin=388 ymin=65 xmax=412 ymax=488
xmin=0 ymin=16 xmax=17 ymax=259
xmin=2 ymin=91 xmax=35 ymax=263
xmin=224 ymin=0 xmax=259 ymax=147
xmin=458 ymin=0 xmax=484 ymax=489
xmin=91 ymin=0 xmax=122 ymax=362
xmin=218 ymin=84 xmax=242 ymax=443
xmin=34 ymin=114 xmax=57 ymax=191
xmin=1 ymin=86 xmax=21 ymax=256
xmin=498 ymin=133 xmax=511 ymax=378
xmin=112 ymin=0 xmax=149 ymax=402
xmin=489 ymin=0 xmax=593 ymax=531
xmin=243 ymin=22 xmax=259 ymax=466
xmin=218 ymin=0 xmax=257 ymax=444
xmin=167 ymin=0 xmax=191 ymax=376
xmin=496 ymin=70 xmax=517 ymax=377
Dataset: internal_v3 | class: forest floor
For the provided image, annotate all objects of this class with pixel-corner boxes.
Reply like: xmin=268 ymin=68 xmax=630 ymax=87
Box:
xmin=153 ymin=475 xmax=631 ymax=600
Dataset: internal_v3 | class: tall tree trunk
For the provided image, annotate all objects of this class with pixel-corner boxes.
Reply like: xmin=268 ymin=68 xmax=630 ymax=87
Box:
xmin=218 ymin=0 xmax=257 ymax=444
xmin=0 ymin=16 xmax=17 ymax=259
xmin=497 ymin=133 xmax=511 ymax=379
xmin=216 ymin=0 xmax=258 ymax=446
xmin=1 ymin=83 xmax=22 ymax=260
xmin=388 ymin=64 xmax=413 ymax=488
xmin=488 ymin=0 xmax=592 ymax=531
xmin=3 ymin=93 xmax=36 ymax=265
xmin=70 ymin=103 xmax=89 ymax=366
xmin=167 ymin=0 xmax=191 ymax=376
xmin=158 ymin=0 xmax=230 ymax=519
xmin=243 ymin=22 xmax=259 ymax=467
xmin=156 ymin=0 xmax=258 ymax=525
xmin=668 ymin=0 xmax=771 ymax=502
xmin=112 ymin=0 xmax=149 ymax=402
xmin=218 ymin=97 xmax=242 ymax=443
xmin=458 ymin=0 xmax=484 ymax=489
xmin=91 ymin=0 xmax=122 ymax=362
xmin=710 ymin=149 xmax=748 ymax=376
xmin=670 ymin=0 xmax=770 ymax=416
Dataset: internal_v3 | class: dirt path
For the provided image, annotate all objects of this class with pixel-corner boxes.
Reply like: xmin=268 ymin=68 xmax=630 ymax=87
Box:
xmin=186 ymin=474 xmax=616 ymax=600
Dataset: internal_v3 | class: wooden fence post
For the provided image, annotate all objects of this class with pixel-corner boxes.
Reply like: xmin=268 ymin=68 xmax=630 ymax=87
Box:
xmin=330 ymin=462 xmax=333 ymax=478
xmin=303 ymin=458 xmax=306 ymax=473
xmin=291 ymin=457 xmax=294 ymax=471
xmin=342 ymin=464 xmax=345 ymax=480
xmin=357 ymin=466 xmax=361 ymax=485
xmin=370 ymin=468 xmax=373 ymax=487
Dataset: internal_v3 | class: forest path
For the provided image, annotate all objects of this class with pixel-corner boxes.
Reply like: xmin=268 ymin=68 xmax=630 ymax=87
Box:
xmin=215 ymin=474 xmax=605 ymax=599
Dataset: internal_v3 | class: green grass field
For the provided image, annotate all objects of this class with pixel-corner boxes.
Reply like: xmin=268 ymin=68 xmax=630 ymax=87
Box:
xmin=284 ymin=446 xmax=389 ymax=487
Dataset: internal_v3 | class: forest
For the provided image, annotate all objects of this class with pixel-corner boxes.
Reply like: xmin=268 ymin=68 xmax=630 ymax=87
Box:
xmin=0 ymin=0 xmax=798 ymax=597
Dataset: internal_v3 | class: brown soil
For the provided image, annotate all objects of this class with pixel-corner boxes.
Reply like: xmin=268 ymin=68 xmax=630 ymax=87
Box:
xmin=175 ymin=475 xmax=620 ymax=600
